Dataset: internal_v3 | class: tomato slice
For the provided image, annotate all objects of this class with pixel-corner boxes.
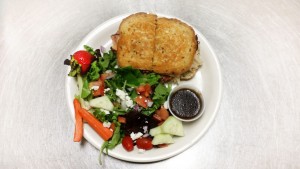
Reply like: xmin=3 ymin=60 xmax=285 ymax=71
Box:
xmin=136 ymin=84 xmax=152 ymax=97
xmin=117 ymin=116 xmax=126 ymax=123
xmin=136 ymin=85 xmax=146 ymax=93
xmin=155 ymin=107 xmax=170 ymax=121
xmin=143 ymin=84 xmax=152 ymax=97
xmin=153 ymin=113 xmax=162 ymax=122
xmin=135 ymin=95 xmax=150 ymax=108
xmin=89 ymin=76 xmax=105 ymax=97
xmin=122 ymin=136 xmax=134 ymax=152
xmin=136 ymin=137 xmax=153 ymax=150
xmin=93 ymin=83 xmax=104 ymax=96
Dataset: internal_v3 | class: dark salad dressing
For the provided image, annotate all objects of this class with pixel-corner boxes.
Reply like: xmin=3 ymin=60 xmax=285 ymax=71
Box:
xmin=169 ymin=88 xmax=202 ymax=120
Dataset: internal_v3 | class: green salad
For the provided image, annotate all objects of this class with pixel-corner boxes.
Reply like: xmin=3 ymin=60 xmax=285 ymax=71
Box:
xmin=65 ymin=45 xmax=184 ymax=163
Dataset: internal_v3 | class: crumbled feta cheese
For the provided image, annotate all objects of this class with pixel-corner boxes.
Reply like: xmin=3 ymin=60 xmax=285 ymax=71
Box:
xmin=143 ymin=126 xmax=148 ymax=133
xmin=101 ymin=109 xmax=110 ymax=115
xmin=103 ymin=122 xmax=111 ymax=128
xmin=116 ymin=89 xmax=126 ymax=100
xmin=147 ymin=100 xmax=153 ymax=107
xmin=116 ymin=89 xmax=134 ymax=108
xmin=130 ymin=132 xmax=143 ymax=140
xmin=90 ymin=86 xmax=99 ymax=91
xmin=104 ymin=88 xmax=110 ymax=93
xmin=125 ymin=96 xmax=134 ymax=108
xmin=138 ymin=149 xmax=145 ymax=154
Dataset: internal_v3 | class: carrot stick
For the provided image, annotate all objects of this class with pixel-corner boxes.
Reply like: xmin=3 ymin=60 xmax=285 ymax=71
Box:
xmin=73 ymin=98 xmax=83 ymax=142
xmin=78 ymin=108 xmax=113 ymax=141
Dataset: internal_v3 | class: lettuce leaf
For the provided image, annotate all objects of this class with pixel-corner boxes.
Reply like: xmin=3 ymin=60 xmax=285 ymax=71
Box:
xmin=100 ymin=123 xmax=123 ymax=165
xmin=141 ymin=83 xmax=171 ymax=116
xmin=114 ymin=67 xmax=160 ymax=88
xmin=81 ymin=76 xmax=92 ymax=99
xmin=87 ymin=61 xmax=101 ymax=81
xmin=106 ymin=124 xmax=122 ymax=149
xmin=152 ymin=83 xmax=172 ymax=101
xmin=84 ymin=45 xmax=96 ymax=56
xmin=86 ymin=49 xmax=117 ymax=82
xmin=99 ymin=50 xmax=117 ymax=71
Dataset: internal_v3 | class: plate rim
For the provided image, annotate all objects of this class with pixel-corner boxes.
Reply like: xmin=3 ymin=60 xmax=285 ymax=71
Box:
xmin=65 ymin=12 xmax=222 ymax=163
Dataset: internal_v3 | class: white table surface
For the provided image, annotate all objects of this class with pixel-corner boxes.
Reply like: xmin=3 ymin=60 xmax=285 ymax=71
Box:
xmin=1 ymin=0 xmax=300 ymax=168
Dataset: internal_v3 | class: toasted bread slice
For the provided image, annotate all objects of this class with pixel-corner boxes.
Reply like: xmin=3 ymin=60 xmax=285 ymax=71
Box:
xmin=153 ymin=18 xmax=197 ymax=75
xmin=117 ymin=13 xmax=157 ymax=70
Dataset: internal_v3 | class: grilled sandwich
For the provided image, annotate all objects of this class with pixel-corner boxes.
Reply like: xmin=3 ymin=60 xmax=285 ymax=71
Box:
xmin=116 ymin=13 xmax=200 ymax=79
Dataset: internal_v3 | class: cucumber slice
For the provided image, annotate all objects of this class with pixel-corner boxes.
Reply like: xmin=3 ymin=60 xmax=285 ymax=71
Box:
xmin=152 ymin=134 xmax=174 ymax=145
xmin=89 ymin=96 xmax=114 ymax=111
xmin=149 ymin=126 xmax=162 ymax=136
xmin=161 ymin=116 xmax=184 ymax=136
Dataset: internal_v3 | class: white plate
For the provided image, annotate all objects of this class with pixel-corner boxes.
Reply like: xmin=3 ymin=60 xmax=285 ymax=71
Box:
xmin=65 ymin=13 xmax=222 ymax=163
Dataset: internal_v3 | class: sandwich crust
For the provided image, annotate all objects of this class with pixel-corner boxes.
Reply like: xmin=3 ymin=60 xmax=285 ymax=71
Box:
xmin=117 ymin=13 xmax=157 ymax=70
